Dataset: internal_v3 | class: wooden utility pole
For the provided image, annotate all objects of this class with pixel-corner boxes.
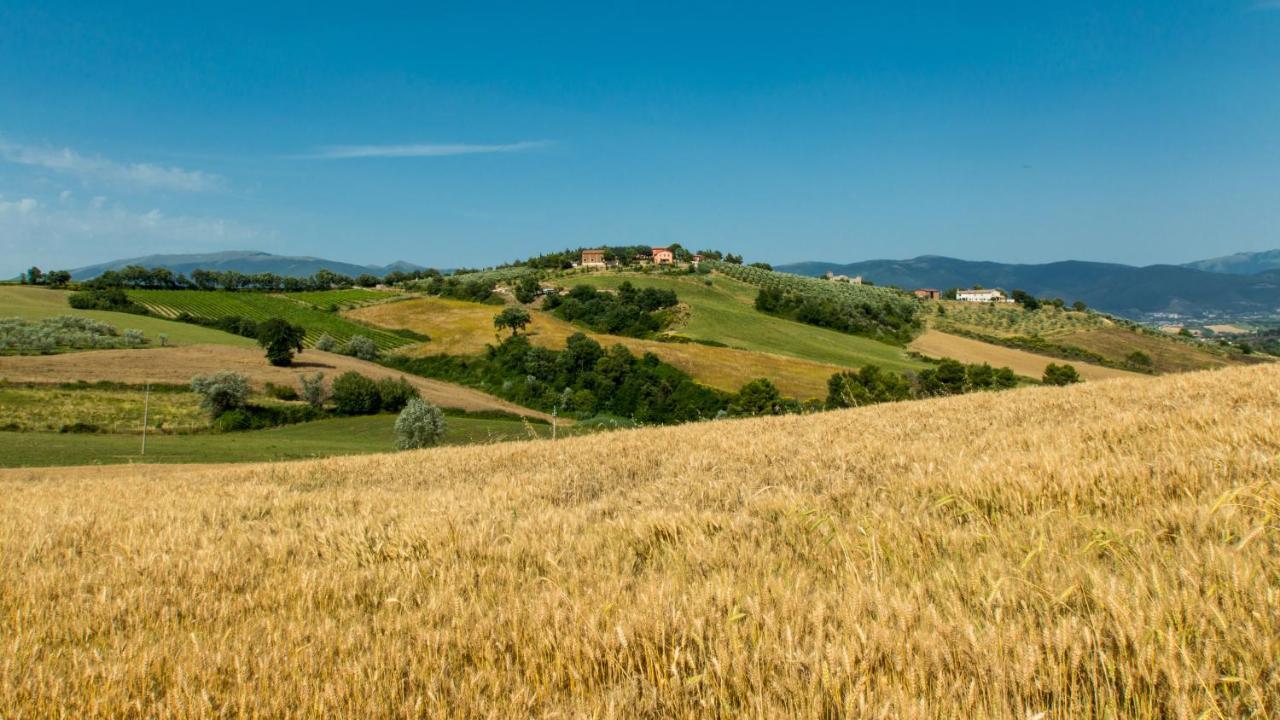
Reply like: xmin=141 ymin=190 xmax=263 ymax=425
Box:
xmin=141 ymin=382 xmax=151 ymax=456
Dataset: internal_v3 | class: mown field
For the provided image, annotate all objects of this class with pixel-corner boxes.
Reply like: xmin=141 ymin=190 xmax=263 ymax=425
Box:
xmin=1 ymin=365 xmax=1274 ymax=717
xmin=350 ymin=294 xmax=853 ymax=399
xmin=0 ymin=412 xmax=573 ymax=467
xmin=128 ymin=289 xmax=414 ymax=350
xmin=0 ymin=285 xmax=254 ymax=347
xmin=908 ymin=329 xmax=1141 ymax=382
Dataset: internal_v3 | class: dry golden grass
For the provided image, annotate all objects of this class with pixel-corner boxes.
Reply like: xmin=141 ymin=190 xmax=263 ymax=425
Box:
xmin=0 ymin=344 xmax=554 ymax=421
xmin=350 ymin=295 xmax=844 ymax=398
xmin=909 ymin=328 xmax=1142 ymax=381
xmin=2 ymin=365 xmax=1278 ymax=717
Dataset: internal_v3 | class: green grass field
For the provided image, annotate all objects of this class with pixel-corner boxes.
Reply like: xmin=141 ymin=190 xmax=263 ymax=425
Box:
xmin=567 ymin=271 xmax=929 ymax=373
xmin=0 ymin=286 xmax=255 ymax=348
xmin=0 ymin=412 xmax=581 ymax=467
xmin=128 ymin=289 xmax=415 ymax=350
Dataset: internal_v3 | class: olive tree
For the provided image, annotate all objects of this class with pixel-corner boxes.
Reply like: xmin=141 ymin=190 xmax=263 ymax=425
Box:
xmin=394 ymin=398 xmax=448 ymax=450
xmin=343 ymin=335 xmax=379 ymax=361
xmin=190 ymin=371 xmax=251 ymax=417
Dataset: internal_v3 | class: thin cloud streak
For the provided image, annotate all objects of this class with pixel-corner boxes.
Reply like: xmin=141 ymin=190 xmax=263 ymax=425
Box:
xmin=305 ymin=140 xmax=552 ymax=159
xmin=0 ymin=138 xmax=225 ymax=192
xmin=1252 ymin=0 xmax=1280 ymax=9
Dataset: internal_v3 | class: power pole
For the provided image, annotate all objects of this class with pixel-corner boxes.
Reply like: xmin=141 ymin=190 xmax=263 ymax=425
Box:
xmin=141 ymin=382 xmax=151 ymax=456
xmin=552 ymin=405 xmax=558 ymax=440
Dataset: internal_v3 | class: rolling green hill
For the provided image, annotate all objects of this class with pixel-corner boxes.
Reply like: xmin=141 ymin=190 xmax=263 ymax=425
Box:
xmin=563 ymin=271 xmax=929 ymax=374
xmin=0 ymin=286 xmax=255 ymax=348
xmin=128 ymin=289 xmax=416 ymax=350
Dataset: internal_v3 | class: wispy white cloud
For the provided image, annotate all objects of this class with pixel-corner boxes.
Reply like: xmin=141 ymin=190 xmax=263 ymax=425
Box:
xmin=304 ymin=140 xmax=552 ymax=159
xmin=0 ymin=139 xmax=225 ymax=192
xmin=1251 ymin=0 xmax=1280 ymax=10
xmin=0 ymin=194 xmax=271 ymax=274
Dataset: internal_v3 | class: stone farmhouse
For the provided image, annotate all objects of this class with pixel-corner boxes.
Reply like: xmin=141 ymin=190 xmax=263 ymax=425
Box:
xmin=956 ymin=288 xmax=1012 ymax=303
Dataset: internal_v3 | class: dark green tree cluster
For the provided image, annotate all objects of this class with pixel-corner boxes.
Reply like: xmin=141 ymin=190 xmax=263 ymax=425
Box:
xmin=826 ymin=360 xmax=1018 ymax=409
xmin=754 ymin=287 xmax=919 ymax=344
xmin=330 ymin=372 xmax=420 ymax=415
xmin=418 ymin=275 xmax=500 ymax=303
xmin=385 ymin=333 xmax=729 ymax=424
xmin=67 ymin=287 xmax=146 ymax=313
xmin=80 ymin=265 xmax=441 ymax=292
xmin=20 ymin=267 xmax=72 ymax=287
xmin=514 ymin=275 xmax=542 ymax=303
xmin=1042 ymin=363 xmax=1082 ymax=386
xmin=543 ymin=282 xmax=679 ymax=337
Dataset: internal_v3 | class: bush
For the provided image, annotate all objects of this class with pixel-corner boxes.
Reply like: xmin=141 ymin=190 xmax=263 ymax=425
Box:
xmin=331 ymin=371 xmax=382 ymax=415
xmin=314 ymin=333 xmax=337 ymax=352
xmin=376 ymin=376 xmax=419 ymax=412
xmin=343 ymin=335 xmax=379 ymax=361
xmin=1126 ymin=351 xmax=1153 ymax=367
xmin=212 ymin=408 xmax=254 ymax=432
xmin=1043 ymin=363 xmax=1082 ymax=386
xmin=190 ymin=372 xmax=251 ymax=417
xmin=394 ymin=399 xmax=448 ymax=450
xmin=264 ymin=382 xmax=300 ymax=401
xmin=729 ymin=378 xmax=784 ymax=416
xmin=300 ymin=372 xmax=326 ymax=409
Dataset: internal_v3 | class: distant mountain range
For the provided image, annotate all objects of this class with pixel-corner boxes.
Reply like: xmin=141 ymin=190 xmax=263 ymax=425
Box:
xmin=776 ymin=254 xmax=1280 ymax=318
xmin=1181 ymin=249 xmax=1280 ymax=276
xmin=69 ymin=251 xmax=425 ymax=281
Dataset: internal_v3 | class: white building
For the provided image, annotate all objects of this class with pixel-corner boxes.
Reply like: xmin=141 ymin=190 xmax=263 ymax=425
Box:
xmin=955 ymin=289 xmax=1009 ymax=303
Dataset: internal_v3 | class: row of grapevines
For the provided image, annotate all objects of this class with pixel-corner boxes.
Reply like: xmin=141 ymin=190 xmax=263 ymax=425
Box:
xmin=127 ymin=290 xmax=413 ymax=350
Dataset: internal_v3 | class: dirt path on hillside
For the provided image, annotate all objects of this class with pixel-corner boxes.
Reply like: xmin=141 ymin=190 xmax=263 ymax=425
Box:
xmin=908 ymin=329 xmax=1142 ymax=382
xmin=0 ymin=345 xmax=555 ymax=422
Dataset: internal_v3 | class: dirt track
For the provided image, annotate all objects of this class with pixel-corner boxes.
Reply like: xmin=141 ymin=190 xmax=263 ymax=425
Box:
xmin=0 ymin=345 xmax=554 ymax=422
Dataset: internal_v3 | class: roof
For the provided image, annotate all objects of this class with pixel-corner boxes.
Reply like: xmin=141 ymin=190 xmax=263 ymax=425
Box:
xmin=651 ymin=247 xmax=671 ymax=253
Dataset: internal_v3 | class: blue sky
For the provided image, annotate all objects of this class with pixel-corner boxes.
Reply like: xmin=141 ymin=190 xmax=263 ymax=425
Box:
xmin=2 ymin=1 xmax=1278 ymax=276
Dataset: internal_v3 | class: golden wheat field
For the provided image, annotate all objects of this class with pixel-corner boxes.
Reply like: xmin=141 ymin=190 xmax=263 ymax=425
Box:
xmin=1 ymin=366 xmax=1278 ymax=718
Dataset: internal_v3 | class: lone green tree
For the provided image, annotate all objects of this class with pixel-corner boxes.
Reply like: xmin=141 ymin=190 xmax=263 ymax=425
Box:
xmin=256 ymin=318 xmax=306 ymax=366
xmin=494 ymin=307 xmax=532 ymax=337
xmin=1042 ymin=363 xmax=1082 ymax=386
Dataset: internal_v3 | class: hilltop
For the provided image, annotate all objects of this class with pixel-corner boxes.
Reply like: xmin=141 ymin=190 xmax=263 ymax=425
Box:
xmin=2 ymin=364 xmax=1276 ymax=716
xmin=1183 ymin=249 xmax=1280 ymax=276
xmin=67 ymin=250 xmax=425 ymax=281
xmin=776 ymin=255 xmax=1280 ymax=318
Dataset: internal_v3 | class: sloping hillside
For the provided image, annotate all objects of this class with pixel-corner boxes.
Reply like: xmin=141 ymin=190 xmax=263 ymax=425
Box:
xmin=0 ymin=344 xmax=552 ymax=421
xmin=0 ymin=285 xmax=256 ymax=348
xmin=348 ymin=293 xmax=859 ymax=399
xmin=3 ymin=366 xmax=1276 ymax=717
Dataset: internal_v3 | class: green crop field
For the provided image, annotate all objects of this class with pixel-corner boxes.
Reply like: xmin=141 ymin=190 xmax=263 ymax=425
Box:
xmin=565 ymin=271 xmax=929 ymax=374
xmin=128 ymin=289 xmax=416 ymax=350
xmin=279 ymin=288 xmax=396 ymax=309
xmin=0 ymin=286 xmax=255 ymax=348
xmin=0 ymin=412 xmax=583 ymax=467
